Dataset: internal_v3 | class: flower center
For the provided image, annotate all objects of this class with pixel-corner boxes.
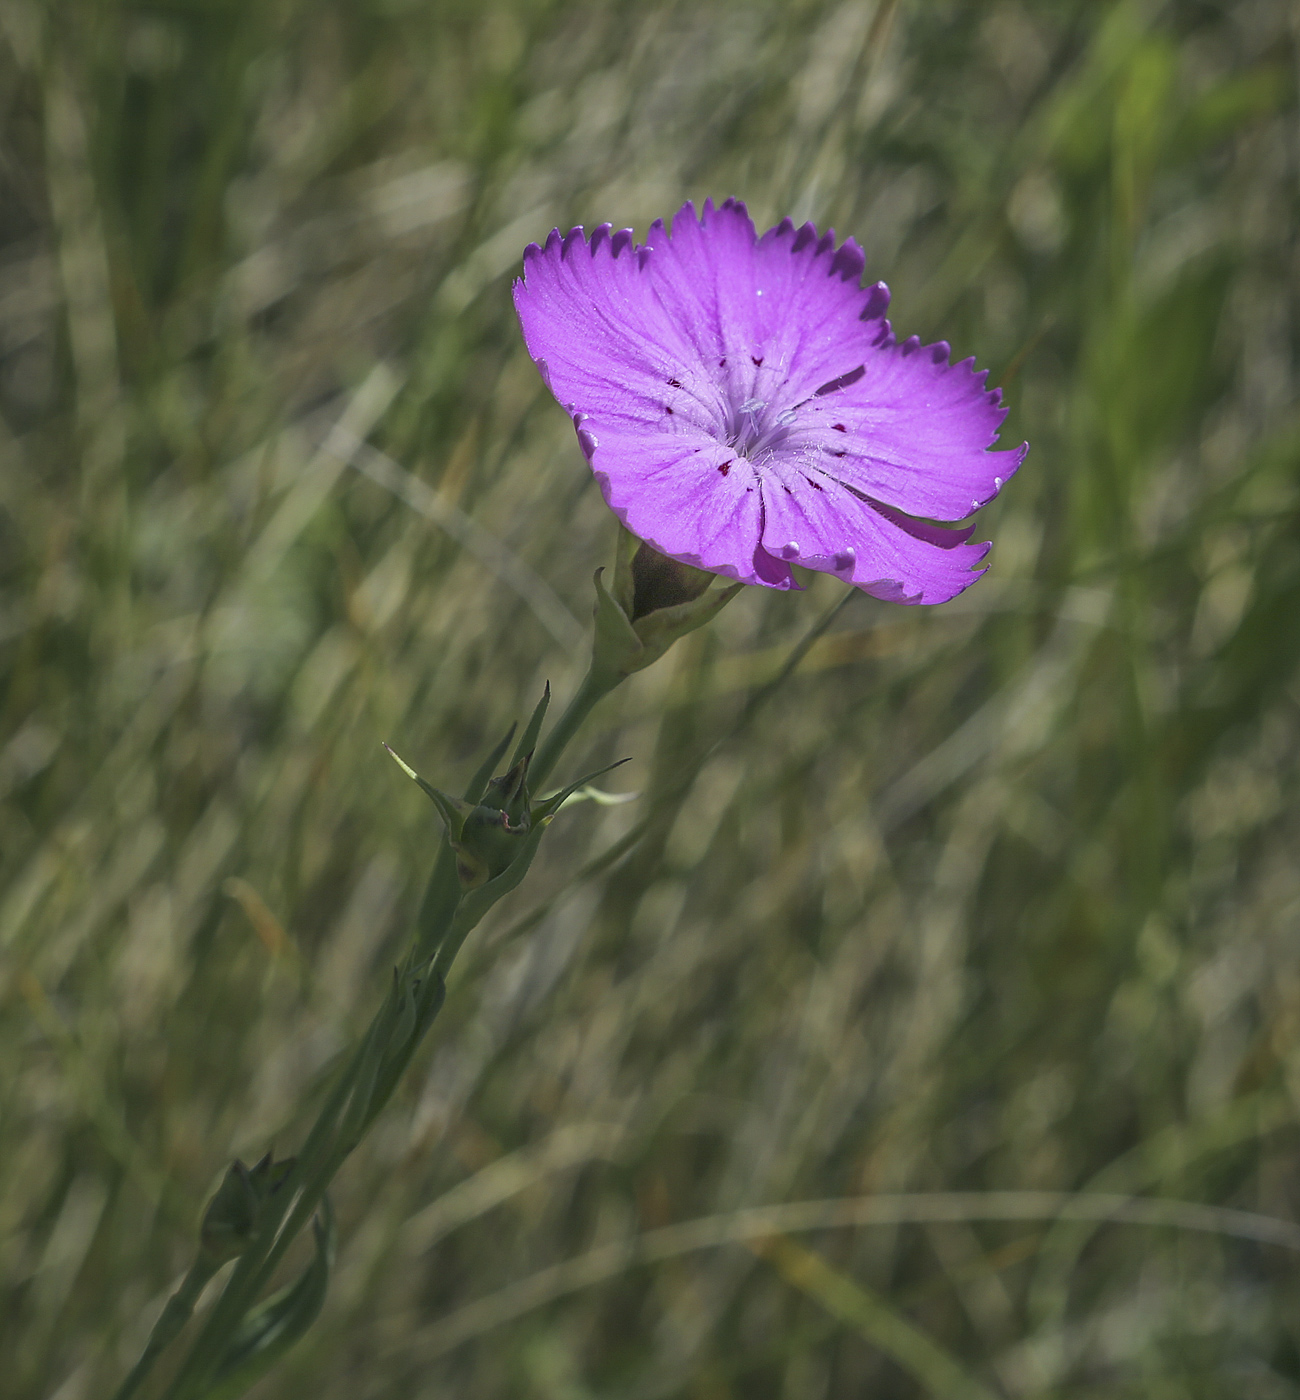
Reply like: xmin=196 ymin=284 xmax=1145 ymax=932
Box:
xmin=722 ymin=395 xmax=798 ymax=463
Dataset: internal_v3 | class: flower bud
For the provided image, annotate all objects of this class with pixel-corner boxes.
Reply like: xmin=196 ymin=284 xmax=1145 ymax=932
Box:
xmin=480 ymin=753 xmax=532 ymax=828
xmin=593 ymin=528 xmax=742 ymax=679
xmin=384 ymin=745 xmax=535 ymax=891
xmin=623 ymin=539 xmax=715 ymax=619
xmin=385 ymin=688 xmax=627 ymax=907
xmin=447 ymin=756 xmax=534 ymax=889
xmin=200 ymin=1152 xmax=296 ymax=1262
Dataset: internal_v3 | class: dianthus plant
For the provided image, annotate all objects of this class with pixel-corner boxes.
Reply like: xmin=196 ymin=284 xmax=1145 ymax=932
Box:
xmin=112 ymin=198 xmax=1023 ymax=1400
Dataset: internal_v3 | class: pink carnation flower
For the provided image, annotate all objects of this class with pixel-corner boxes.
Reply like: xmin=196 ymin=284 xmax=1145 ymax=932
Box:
xmin=513 ymin=198 xmax=1026 ymax=604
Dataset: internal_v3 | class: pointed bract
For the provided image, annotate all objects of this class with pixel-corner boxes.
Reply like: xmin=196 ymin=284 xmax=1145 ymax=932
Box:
xmin=592 ymin=561 xmax=743 ymax=680
xmin=464 ymin=725 xmax=516 ymax=804
xmin=481 ymin=753 xmax=532 ymax=826
xmin=511 ymin=685 xmax=551 ymax=770
xmin=533 ymin=757 xmax=632 ymax=822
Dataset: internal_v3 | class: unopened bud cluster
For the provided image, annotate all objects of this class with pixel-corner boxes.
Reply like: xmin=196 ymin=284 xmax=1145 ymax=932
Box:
xmin=200 ymin=1152 xmax=296 ymax=1263
xmin=386 ymin=684 xmax=624 ymax=900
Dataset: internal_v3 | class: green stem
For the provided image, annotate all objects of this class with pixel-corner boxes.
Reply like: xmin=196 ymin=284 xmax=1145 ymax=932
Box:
xmin=413 ymin=843 xmax=460 ymax=963
xmin=354 ymin=972 xmax=446 ymax=1144
xmin=158 ymin=1008 xmax=391 ymax=1400
xmin=244 ymin=1009 xmax=400 ymax=1291
xmin=110 ymin=1254 xmax=220 ymax=1400
xmin=158 ymin=897 xmax=458 ymax=1400
xmin=141 ymin=651 xmax=637 ymax=1400
xmin=478 ymin=587 xmax=859 ymax=965
xmin=531 ymin=664 xmax=619 ymax=792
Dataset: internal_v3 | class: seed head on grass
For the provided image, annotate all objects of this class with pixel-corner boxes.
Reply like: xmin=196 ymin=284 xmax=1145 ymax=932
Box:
xmin=514 ymin=197 xmax=1027 ymax=604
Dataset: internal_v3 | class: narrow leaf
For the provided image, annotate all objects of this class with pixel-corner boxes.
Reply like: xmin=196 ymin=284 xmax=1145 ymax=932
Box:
xmin=532 ymin=758 xmax=632 ymax=822
xmin=205 ymin=1199 xmax=336 ymax=1400
xmin=510 ymin=683 xmax=551 ymax=769
xmin=384 ymin=744 xmax=466 ymax=829
xmin=390 ymin=977 xmax=417 ymax=1052
xmin=552 ymin=785 xmax=641 ymax=810
xmin=464 ymin=725 xmax=517 ymax=804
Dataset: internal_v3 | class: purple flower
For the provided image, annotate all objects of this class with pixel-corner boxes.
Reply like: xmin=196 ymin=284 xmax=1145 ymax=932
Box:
xmin=513 ymin=198 xmax=1026 ymax=604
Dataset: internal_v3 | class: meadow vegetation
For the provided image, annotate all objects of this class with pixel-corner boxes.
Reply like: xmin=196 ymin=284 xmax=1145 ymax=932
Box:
xmin=1 ymin=1 xmax=1298 ymax=1396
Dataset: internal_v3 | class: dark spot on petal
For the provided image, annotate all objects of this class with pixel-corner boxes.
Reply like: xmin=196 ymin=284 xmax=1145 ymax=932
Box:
xmin=664 ymin=405 xmax=674 ymax=414
xmin=718 ymin=460 xmax=732 ymax=476
xmin=804 ymin=476 xmax=823 ymax=492
xmin=719 ymin=357 xmax=727 ymax=368
xmin=783 ymin=485 xmax=793 ymax=494
xmin=832 ymin=423 xmax=847 ymax=432
xmin=830 ymin=450 xmax=846 ymax=458
xmin=667 ymin=378 xmax=682 ymax=388
xmin=814 ymin=365 xmax=866 ymax=396
xmin=752 ymin=355 xmax=763 ymax=366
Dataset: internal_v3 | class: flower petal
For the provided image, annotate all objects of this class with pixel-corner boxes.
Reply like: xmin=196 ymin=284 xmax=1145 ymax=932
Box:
xmin=643 ymin=199 xmax=893 ymax=413
xmin=513 ymin=224 xmax=717 ymax=437
xmin=798 ymin=334 xmax=1028 ymax=523
xmin=514 ymin=201 xmax=1025 ymax=603
xmin=586 ymin=420 xmax=796 ymax=589
xmin=758 ymin=462 xmax=991 ymax=605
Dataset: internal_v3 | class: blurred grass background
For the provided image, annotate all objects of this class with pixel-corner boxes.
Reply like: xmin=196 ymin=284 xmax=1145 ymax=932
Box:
xmin=1 ymin=0 xmax=1298 ymax=1396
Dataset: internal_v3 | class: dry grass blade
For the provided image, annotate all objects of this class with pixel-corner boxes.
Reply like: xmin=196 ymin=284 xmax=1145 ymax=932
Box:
xmin=405 ymin=1191 xmax=1300 ymax=1362
xmin=325 ymin=427 xmax=586 ymax=654
xmin=753 ymin=1234 xmax=999 ymax=1400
